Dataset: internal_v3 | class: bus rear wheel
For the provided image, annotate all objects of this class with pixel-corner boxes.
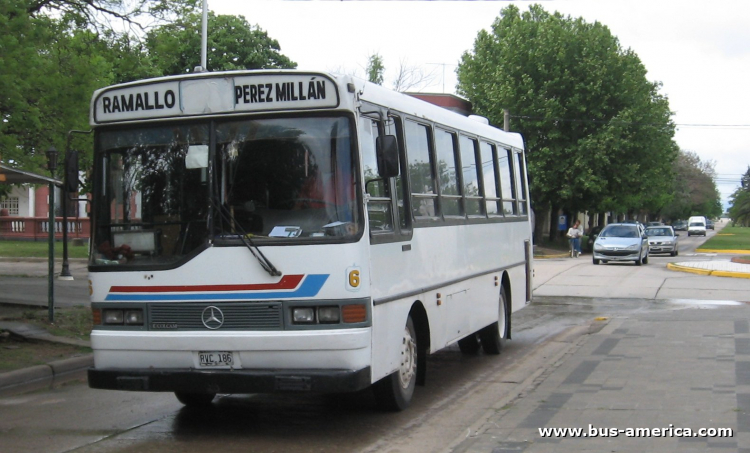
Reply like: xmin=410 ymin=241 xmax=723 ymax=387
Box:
xmin=373 ymin=316 xmax=417 ymax=411
xmin=479 ymin=286 xmax=508 ymax=355
xmin=174 ymin=392 xmax=216 ymax=406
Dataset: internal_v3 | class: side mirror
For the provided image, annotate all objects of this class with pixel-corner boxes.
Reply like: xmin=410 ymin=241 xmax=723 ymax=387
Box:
xmin=376 ymin=135 xmax=399 ymax=178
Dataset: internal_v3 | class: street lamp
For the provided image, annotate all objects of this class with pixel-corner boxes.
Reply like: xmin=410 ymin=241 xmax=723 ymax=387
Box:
xmin=46 ymin=146 xmax=58 ymax=323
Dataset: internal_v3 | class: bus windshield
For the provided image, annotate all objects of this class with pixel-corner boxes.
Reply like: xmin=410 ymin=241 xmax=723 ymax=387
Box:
xmin=91 ymin=116 xmax=359 ymax=268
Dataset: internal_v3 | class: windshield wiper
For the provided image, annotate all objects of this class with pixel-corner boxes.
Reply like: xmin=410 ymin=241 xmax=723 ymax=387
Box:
xmin=209 ymin=197 xmax=282 ymax=277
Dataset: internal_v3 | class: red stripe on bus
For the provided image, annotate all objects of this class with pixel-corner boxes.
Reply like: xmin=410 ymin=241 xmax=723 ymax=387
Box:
xmin=109 ymin=274 xmax=304 ymax=293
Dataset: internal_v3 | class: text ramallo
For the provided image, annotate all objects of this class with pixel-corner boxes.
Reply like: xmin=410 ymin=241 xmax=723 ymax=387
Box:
xmin=102 ymin=90 xmax=177 ymax=114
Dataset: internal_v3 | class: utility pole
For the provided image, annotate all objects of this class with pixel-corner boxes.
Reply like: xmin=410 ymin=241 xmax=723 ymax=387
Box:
xmin=504 ymin=109 xmax=510 ymax=132
xmin=45 ymin=147 xmax=58 ymax=323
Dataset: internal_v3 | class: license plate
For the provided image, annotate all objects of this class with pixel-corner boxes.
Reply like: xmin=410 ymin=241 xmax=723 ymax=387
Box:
xmin=198 ymin=351 xmax=234 ymax=368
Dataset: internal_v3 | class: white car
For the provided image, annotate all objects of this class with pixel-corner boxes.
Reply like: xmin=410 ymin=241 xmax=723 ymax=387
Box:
xmin=592 ymin=223 xmax=649 ymax=266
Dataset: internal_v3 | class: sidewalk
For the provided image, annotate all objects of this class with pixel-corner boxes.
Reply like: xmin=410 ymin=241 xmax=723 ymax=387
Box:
xmin=450 ymin=303 xmax=750 ymax=452
xmin=0 ymin=321 xmax=92 ymax=396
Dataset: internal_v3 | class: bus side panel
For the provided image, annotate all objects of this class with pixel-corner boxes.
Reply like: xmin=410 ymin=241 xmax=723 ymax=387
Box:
xmin=368 ymin=221 xmax=530 ymax=381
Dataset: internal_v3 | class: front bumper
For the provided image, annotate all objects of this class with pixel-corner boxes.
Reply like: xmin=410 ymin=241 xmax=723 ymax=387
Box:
xmin=88 ymin=366 xmax=371 ymax=394
xmin=593 ymin=250 xmax=641 ymax=261
xmin=648 ymin=244 xmax=676 ymax=253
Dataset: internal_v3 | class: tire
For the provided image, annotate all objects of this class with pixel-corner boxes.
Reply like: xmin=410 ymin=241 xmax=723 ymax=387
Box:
xmin=593 ymin=258 xmax=600 ymax=265
xmin=175 ymin=392 xmax=216 ymax=406
xmin=635 ymin=253 xmax=642 ymax=266
xmin=642 ymin=254 xmax=648 ymax=265
xmin=373 ymin=316 xmax=418 ymax=411
xmin=458 ymin=333 xmax=481 ymax=354
xmin=479 ymin=286 xmax=508 ymax=355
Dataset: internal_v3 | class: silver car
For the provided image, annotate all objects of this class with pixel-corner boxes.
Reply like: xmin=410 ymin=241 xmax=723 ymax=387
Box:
xmin=645 ymin=225 xmax=679 ymax=256
xmin=592 ymin=223 xmax=649 ymax=266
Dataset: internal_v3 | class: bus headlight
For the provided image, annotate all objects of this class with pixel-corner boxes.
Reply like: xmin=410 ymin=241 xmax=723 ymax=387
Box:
xmin=101 ymin=308 xmax=144 ymax=325
xmin=292 ymin=307 xmax=315 ymax=323
xmin=318 ymin=306 xmax=340 ymax=323
xmin=124 ymin=310 xmax=144 ymax=325
xmin=103 ymin=309 xmax=124 ymax=325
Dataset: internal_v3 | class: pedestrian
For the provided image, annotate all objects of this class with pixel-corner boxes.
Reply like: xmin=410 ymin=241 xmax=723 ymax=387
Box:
xmin=567 ymin=219 xmax=583 ymax=258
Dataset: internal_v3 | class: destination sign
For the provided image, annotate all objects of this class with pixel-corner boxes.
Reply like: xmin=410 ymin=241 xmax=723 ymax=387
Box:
xmin=93 ymin=73 xmax=340 ymax=124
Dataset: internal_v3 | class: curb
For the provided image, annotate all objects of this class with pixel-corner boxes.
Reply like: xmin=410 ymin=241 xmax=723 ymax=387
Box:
xmin=0 ymin=354 xmax=92 ymax=397
xmin=695 ymin=249 xmax=750 ymax=254
xmin=534 ymin=253 xmax=571 ymax=259
xmin=666 ymin=262 xmax=750 ymax=279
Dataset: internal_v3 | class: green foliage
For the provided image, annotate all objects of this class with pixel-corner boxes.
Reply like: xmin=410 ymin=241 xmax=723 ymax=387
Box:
xmin=145 ymin=12 xmax=296 ymax=75
xmin=1 ymin=3 xmax=111 ymax=175
xmin=457 ymin=4 xmax=678 ymax=223
xmin=729 ymin=167 xmax=750 ymax=226
xmin=366 ymin=53 xmax=385 ymax=85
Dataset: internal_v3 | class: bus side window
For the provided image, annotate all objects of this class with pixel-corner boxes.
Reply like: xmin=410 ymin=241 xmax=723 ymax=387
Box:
xmin=435 ymin=129 xmax=462 ymax=217
xmin=497 ymin=147 xmax=517 ymax=215
xmin=364 ymin=120 xmax=394 ymax=233
xmin=405 ymin=120 xmax=438 ymax=220
xmin=480 ymin=141 xmax=501 ymax=216
xmin=514 ymin=151 xmax=529 ymax=215
xmin=458 ymin=135 xmax=483 ymax=217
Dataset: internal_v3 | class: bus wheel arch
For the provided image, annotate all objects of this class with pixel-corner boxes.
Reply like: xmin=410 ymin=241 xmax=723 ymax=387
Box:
xmin=409 ymin=301 xmax=430 ymax=386
xmin=372 ymin=301 xmax=429 ymax=411
xmin=479 ymin=277 xmax=510 ymax=355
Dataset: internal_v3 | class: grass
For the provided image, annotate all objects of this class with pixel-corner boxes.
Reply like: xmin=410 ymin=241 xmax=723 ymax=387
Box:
xmin=0 ymin=240 xmax=89 ymax=259
xmin=699 ymin=226 xmax=750 ymax=251
xmin=0 ymin=305 xmax=93 ymax=372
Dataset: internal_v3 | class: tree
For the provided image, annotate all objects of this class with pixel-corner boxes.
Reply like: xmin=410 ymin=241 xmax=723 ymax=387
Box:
xmin=1 ymin=3 xmax=113 ymax=175
xmin=729 ymin=167 xmax=750 ymax=226
xmin=366 ymin=53 xmax=385 ymax=85
xmin=662 ymin=150 xmax=723 ymax=221
xmin=145 ymin=12 xmax=296 ymax=75
xmin=457 ymin=4 xmax=677 ymax=239
xmin=391 ymin=58 xmax=437 ymax=92
xmin=25 ymin=0 xmax=199 ymax=34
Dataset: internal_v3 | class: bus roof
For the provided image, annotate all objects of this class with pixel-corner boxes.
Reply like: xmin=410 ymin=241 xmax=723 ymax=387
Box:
xmin=90 ymin=69 xmax=524 ymax=150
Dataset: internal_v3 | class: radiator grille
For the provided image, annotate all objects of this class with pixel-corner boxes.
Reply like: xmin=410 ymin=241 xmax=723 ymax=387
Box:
xmin=149 ymin=302 xmax=283 ymax=330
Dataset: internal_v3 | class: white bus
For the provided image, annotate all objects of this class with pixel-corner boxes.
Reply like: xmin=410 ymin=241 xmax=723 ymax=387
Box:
xmin=86 ymin=70 xmax=533 ymax=410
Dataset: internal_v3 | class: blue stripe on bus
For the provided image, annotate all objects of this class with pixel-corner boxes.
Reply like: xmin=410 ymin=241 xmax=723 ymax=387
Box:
xmin=104 ymin=274 xmax=329 ymax=302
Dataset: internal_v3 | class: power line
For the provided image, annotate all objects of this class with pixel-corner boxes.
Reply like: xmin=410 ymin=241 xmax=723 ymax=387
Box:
xmin=509 ymin=114 xmax=750 ymax=128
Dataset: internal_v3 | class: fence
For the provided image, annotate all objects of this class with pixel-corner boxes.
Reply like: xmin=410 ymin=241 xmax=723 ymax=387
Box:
xmin=0 ymin=216 xmax=90 ymax=241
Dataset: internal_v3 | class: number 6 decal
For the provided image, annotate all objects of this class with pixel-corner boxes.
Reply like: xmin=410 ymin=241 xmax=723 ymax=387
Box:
xmin=347 ymin=266 xmax=362 ymax=292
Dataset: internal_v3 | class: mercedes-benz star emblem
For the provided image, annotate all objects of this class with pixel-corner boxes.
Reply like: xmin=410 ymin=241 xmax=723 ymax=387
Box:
xmin=201 ymin=306 xmax=224 ymax=330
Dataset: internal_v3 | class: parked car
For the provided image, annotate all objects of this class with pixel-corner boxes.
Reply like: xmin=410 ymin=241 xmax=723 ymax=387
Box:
xmin=687 ymin=216 xmax=707 ymax=237
xmin=707 ymin=219 xmax=715 ymax=230
xmin=672 ymin=220 xmax=687 ymax=231
xmin=585 ymin=225 xmax=603 ymax=252
xmin=592 ymin=223 xmax=649 ymax=266
xmin=645 ymin=225 xmax=679 ymax=256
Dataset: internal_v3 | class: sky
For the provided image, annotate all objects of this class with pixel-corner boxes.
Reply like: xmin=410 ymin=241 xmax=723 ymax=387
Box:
xmin=209 ymin=0 xmax=750 ymax=212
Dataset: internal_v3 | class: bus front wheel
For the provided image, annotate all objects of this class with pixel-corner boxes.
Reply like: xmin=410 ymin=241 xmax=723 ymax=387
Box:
xmin=373 ymin=316 xmax=417 ymax=411
xmin=479 ymin=286 xmax=508 ymax=355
